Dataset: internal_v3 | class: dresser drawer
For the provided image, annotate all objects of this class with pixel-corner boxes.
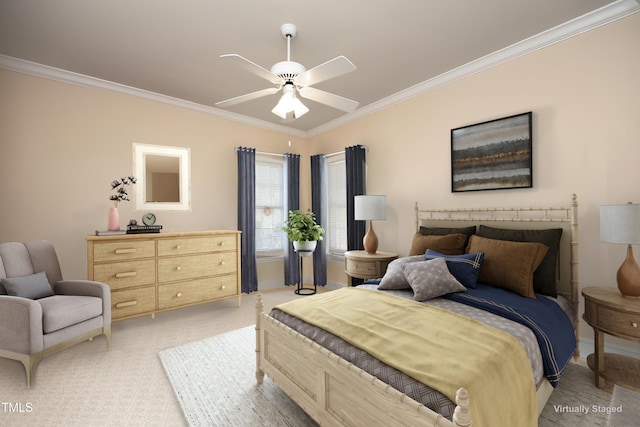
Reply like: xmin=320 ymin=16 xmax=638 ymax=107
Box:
xmin=345 ymin=258 xmax=377 ymax=276
xmin=598 ymin=306 xmax=640 ymax=339
xmin=157 ymin=252 xmax=237 ymax=283
xmin=157 ymin=235 xmax=237 ymax=256
xmin=92 ymin=240 xmax=155 ymax=262
xmin=111 ymin=286 xmax=156 ymax=320
xmin=92 ymin=259 xmax=156 ymax=291
xmin=158 ymin=275 xmax=238 ymax=309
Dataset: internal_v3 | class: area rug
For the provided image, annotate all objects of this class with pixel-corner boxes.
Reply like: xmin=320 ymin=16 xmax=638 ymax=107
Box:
xmin=159 ymin=326 xmax=317 ymax=427
xmin=160 ymin=326 xmax=640 ymax=427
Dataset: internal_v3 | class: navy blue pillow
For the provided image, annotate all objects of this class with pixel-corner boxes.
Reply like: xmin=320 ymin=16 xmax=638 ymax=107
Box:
xmin=425 ymin=249 xmax=484 ymax=289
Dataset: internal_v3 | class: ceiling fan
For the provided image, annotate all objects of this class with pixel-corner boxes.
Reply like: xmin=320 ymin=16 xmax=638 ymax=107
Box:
xmin=215 ymin=23 xmax=359 ymax=120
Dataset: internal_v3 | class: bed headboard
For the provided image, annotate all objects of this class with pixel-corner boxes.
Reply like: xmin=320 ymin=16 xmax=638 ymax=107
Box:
xmin=415 ymin=194 xmax=579 ymax=356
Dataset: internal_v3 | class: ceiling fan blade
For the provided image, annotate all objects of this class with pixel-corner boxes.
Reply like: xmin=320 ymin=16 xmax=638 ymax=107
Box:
xmin=298 ymin=86 xmax=359 ymax=113
xmin=220 ymin=54 xmax=283 ymax=86
xmin=215 ymin=87 xmax=280 ymax=108
xmin=294 ymin=56 xmax=356 ymax=87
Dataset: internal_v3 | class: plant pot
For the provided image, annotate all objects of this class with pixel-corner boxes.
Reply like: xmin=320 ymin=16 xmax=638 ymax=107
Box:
xmin=293 ymin=240 xmax=317 ymax=257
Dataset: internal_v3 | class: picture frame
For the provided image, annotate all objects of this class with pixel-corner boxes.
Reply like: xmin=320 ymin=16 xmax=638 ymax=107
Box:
xmin=451 ymin=112 xmax=532 ymax=192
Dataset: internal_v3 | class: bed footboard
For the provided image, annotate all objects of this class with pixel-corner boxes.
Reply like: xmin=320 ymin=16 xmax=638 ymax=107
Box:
xmin=255 ymin=294 xmax=472 ymax=427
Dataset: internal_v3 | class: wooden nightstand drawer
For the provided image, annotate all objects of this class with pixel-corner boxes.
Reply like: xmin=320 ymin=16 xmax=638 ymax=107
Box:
xmin=346 ymin=258 xmax=377 ymax=276
xmin=92 ymin=259 xmax=156 ymax=290
xmin=92 ymin=240 xmax=155 ymax=262
xmin=598 ymin=307 xmax=640 ymax=339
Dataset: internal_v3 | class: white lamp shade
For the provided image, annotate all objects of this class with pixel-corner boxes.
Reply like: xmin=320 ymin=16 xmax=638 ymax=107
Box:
xmin=355 ymin=195 xmax=387 ymax=221
xmin=600 ymin=204 xmax=640 ymax=245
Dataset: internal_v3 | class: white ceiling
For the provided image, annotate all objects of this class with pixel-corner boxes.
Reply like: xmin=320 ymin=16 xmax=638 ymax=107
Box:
xmin=1 ymin=0 xmax=638 ymax=136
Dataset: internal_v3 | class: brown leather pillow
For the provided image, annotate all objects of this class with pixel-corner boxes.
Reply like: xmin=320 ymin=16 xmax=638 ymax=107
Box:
xmin=466 ymin=235 xmax=548 ymax=299
xmin=408 ymin=233 xmax=467 ymax=256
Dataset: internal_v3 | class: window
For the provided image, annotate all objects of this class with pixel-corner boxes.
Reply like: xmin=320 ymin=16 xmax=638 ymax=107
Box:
xmin=327 ymin=154 xmax=347 ymax=254
xmin=255 ymin=156 xmax=285 ymax=256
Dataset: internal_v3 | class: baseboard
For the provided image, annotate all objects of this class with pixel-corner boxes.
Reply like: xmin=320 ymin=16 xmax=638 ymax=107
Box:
xmin=578 ymin=337 xmax=640 ymax=365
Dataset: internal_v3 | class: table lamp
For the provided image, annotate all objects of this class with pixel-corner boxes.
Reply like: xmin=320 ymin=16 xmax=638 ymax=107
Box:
xmin=600 ymin=203 xmax=640 ymax=297
xmin=355 ymin=195 xmax=387 ymax=254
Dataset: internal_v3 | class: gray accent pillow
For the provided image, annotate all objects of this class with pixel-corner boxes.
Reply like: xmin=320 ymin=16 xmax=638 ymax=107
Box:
xmin=1 ymin=271 xmax=55 ymax=299
xmin=378 ymin=255 xmax=425 ymax=290
xmin=402 ymin=257 xmax=466 ymax=301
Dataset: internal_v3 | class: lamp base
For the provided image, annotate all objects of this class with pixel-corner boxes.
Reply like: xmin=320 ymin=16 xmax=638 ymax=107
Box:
xmin=363 ymin=221 xmax=378 ymax=254
xmin=617 ymin=245 xmax=640 ymax=298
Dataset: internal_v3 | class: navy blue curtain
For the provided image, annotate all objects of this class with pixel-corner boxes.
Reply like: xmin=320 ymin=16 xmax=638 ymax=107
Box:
xmin=283 ymin=153 xmax=300 ymax=286
xmin=311 ymin=154 xmax=327 ymax=286
xmin=236 ymin=147 xmax=258 ymax=293
xmin=345 ymin=145 xmax=367 ymax=285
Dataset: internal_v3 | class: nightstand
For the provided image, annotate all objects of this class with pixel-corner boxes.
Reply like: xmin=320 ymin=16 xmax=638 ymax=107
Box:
xmin=344 ymin=250 xmax=398 ymax=282
xmin=582 ymin=286 xmax=640 ymax=391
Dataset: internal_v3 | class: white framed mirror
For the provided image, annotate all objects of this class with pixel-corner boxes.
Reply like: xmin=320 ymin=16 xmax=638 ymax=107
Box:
xmin=133 ymin=143 xmax=191 ymax=211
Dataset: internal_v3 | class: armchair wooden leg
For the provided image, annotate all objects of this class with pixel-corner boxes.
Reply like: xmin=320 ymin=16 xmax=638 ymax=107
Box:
xmin=104 ymin=325 xmax=112 ymax=350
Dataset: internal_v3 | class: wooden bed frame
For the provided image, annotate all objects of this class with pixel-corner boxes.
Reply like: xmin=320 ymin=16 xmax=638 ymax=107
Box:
xmin=255 ymin=194 xmax=579 ymax=427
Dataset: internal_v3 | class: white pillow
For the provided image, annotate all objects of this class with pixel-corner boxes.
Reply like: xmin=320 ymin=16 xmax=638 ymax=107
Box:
xmin=378 ymin=255 xmax=425 ymax=290
xmin=402 ymin=258 xmax=466 ymax=301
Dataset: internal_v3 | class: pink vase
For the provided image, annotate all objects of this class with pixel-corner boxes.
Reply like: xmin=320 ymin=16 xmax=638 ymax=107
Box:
xmin=108 ymin=207 xmax=120 ymax=231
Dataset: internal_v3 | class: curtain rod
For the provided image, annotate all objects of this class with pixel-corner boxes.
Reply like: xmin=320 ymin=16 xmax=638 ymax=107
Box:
xmin=234 ymin=147 xmax=286 ymax=157
xmin=323 ymin=145 xmax=368 ymax=158
xmin=234 ymin=145 xmax=367 ymax=158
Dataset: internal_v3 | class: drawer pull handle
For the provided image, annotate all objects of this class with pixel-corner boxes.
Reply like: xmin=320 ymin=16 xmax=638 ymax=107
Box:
xmin=115 ymin=301 xmax=137 ymax=308
xmin=219 ymin=241 xmax=225 ymax=246
xmin=176 ymin=266 xmax=183 ymax=271
xmin=176 ymin=292 xmax=183 ymax=297
xmin=219 ymin=261 xmax=226 ymax=266
xmin=632 ymin=322 xmax=638 ymax=328
xmin=176 ymin=244 xmax=183 ymax=250
xmin=115 ymin=271 xmax=137 ymax=278
xmin=115 ymin=248 xmax=136 ymax=254
xmin=221 ymin=285 xmax=226 ymax=290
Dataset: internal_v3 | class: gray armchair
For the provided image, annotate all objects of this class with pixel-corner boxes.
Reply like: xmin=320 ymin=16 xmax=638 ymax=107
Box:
xmin=0 ymin=240 xmax=111 ymax=387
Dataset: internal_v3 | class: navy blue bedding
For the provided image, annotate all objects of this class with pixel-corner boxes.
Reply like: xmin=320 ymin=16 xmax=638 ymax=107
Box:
xmin=442 ymin=284 xmax=575 ymax=387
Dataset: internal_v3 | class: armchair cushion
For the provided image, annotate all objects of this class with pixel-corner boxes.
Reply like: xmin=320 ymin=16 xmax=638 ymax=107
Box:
xmin=1 ymin=272 xmax=55 ymax=300
xmin=38 ymin=295 xmax=103 ymax=334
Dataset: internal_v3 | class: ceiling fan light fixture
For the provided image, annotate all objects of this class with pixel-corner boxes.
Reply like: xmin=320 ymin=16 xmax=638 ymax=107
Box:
xmin=271 ymin=84 xmax=309 ymax=119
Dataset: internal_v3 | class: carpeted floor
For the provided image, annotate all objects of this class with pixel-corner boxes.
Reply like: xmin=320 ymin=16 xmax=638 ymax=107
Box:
xmin=161 ymin=326 xmax=640 ymax=427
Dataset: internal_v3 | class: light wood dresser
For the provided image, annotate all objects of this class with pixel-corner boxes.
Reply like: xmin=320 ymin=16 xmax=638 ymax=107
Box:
xmin=87 ymin=230 xmax=241 ymax=321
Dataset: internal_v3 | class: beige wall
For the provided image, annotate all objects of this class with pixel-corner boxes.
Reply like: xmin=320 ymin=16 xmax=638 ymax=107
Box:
xmin=309 ymin=13 xmax=640 ymax=352
xmin=1 ymin=14 xmax=639 ymax=350
xmin=0 ymin=69 xmax=310 ymax=285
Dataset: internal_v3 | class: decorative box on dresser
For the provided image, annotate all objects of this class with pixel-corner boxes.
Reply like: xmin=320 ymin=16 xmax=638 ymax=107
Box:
xmin=582 ymin=286 xmax=640 ymax=391
xmin=87 ymin=230 xmax=241 ymax=321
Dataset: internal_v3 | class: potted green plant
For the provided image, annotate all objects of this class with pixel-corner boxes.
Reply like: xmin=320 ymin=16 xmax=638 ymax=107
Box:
xmin=282 ymin=210 xmax=324 ymax=256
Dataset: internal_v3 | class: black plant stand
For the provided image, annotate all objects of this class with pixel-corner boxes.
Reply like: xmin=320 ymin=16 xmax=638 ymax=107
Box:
xmin=295 ymin=249 xmax=316 ymax=295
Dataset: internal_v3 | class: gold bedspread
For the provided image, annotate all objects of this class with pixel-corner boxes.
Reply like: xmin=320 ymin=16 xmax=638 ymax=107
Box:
xmin=276 ymin=287 xmax=537 ymax=427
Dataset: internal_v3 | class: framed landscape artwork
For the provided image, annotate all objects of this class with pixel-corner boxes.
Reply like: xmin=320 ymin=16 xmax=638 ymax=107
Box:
xmin=451 ymin=112 xmax=532 ymax=192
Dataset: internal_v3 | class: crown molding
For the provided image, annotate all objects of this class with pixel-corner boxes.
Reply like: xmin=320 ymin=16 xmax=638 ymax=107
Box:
xmin=307 ymin=0 xmax=640 ymax=137
xmin=0 ymin=54 xmax=308 ymax=138
xmin=1 ymin=0 xmax=637 ymax=140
